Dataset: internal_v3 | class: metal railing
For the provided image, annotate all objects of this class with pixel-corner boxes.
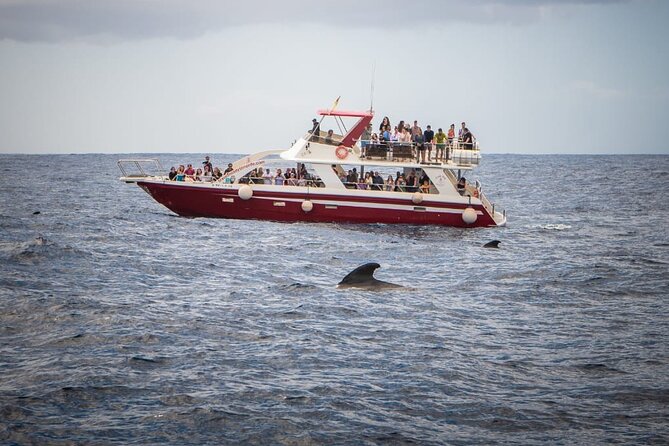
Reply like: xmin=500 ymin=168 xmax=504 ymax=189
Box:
xmin=358 ymin=140 xmax=480 ymax=165
xmin=117 ymin=159 xmax=165 ymax=177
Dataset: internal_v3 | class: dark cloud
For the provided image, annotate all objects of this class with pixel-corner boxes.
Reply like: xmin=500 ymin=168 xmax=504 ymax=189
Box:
xmin=0 ymin=0 xmax=633 ymax=42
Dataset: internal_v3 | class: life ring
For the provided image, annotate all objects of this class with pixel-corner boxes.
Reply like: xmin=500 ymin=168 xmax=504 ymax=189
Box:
xmin=335 ymin=146 xmax=349 ymax=160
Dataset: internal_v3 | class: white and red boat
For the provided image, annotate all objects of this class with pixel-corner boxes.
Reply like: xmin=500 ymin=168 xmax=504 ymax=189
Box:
xmin=118 ymin=106 xmax=506 ymax=227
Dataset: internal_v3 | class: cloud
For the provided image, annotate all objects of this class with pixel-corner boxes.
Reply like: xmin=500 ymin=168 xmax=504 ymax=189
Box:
xmin=0 ymin=0 xmax=633 ymax=43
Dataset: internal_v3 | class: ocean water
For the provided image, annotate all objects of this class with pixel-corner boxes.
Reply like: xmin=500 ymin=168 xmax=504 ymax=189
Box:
xmin=1 ymin=153 xmax=668 ymax=445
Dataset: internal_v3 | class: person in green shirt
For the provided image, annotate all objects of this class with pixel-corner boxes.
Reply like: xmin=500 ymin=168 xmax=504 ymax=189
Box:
xmin=434 ymin=128 xmax=447 ymax=162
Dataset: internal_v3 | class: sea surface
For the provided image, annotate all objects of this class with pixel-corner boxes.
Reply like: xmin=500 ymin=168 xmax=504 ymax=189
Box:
xmin=1 ymin=153 xmax=668 ymax=445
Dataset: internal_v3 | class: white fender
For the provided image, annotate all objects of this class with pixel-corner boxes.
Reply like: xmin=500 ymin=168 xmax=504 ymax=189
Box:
xmin=462 ymin=207 xmax=477 ymax=224
xmin=412 ymin=192 xmax=423 ymax=204
xmin=238 ymin=185 xmax=253 ymax=200
xmin=301 ymin=200 xmax=313 ymax=212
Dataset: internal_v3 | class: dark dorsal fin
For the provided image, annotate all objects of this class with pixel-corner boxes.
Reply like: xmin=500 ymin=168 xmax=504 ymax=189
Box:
xmin=338 ymin=262 xmax=381 ymax=285
xmin=483 ymin=240 xmax=501 ymax=248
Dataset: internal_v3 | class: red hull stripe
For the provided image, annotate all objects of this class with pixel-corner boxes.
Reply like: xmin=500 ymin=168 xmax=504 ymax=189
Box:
xmin=137 ymin=181 xmax=497 ymax=227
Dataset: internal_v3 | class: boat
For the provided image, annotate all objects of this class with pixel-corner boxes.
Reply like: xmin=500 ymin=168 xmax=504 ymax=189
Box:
xmin=118 ymin=105 xmax=506 ymax=227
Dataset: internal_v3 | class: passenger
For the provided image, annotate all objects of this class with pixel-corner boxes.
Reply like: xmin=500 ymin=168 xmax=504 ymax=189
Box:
xmin=224 ymin=163 xmax=234 ymax=174
xmin=405 ymin=170 xmax=417 ymax=192
xmin=396 ymin=175 xmax=407 ymax=192
xmin=385 ymin=175 xmax=395 ymax=191
xmin=212 ymin=167 xmax=222 ymax=181
xmin=311 ymin=118 xmax=320 ymax=141
xmin=412 ymin=121 xmax=425 ymax=163
xmin=325 ymin=129 xmax=335 ymax=145
xmin=457 ymin=176 xmax=467 ymax=195
xmin=434 ymin=127 xmax=447 ymax=162
xmin=447 ymin=124 xmax=456 ymax=157
xmin=461 ymin=127 xmax=474 ymax=149
xmin=419 ymin=179 xmax=431 ymax=194
xmin=379 ymin=116 xmax=390 ymax=132
xmin=175 ymin=165 xmax=186 ymax=181
xmin=458 ymin=122 xmax=466 ymax=141
xmin=274 ymin=168 xmax=285 ymax=185
xmin=202 ymin=155 xmax=212 ymax=172
xmin=373 ymin=171 xmax=384 ymax=190
xmin=397 ymin=120 xmax=405 ymax=134
xmin=424 ymin=125 xmax=435 ymax=161
xmin=195 ymin=168 xmax=203 ymax=182
xmin=263 ymin=168 xmax=273 ymax=184
xmin=299 ymin=163 xmax=308 ymax=179
xmin=184 ymin=164 xmax=195 ymax=180
xmin=168 ymin=166 xmax=177 ymax=180
xmin=287 ymin=172 xmax=298 ymax=186
xmin=361 ymin=123 xmax=372 ymax=157
xmin=202 ymin=164 xmax=213 ymax=182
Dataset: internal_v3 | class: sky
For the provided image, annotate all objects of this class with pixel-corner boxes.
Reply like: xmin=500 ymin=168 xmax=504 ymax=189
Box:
xmin=0 ymin=0 xmax=668 ymax=155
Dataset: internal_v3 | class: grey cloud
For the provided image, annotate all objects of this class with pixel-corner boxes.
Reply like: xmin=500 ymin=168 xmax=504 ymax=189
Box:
xmin=0 ymin=0 xmax=633 ymax=42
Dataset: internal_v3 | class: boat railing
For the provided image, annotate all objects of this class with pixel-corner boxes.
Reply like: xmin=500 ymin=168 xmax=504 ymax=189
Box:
xmin=117 ymin=159 xmax=165 ymax=178
xmin=358 ymin=140 xmax=480 ymax=165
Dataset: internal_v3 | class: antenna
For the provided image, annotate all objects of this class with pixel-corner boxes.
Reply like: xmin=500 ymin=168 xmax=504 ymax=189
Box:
xmin=369 ymin=61 xmax=376 ymax=113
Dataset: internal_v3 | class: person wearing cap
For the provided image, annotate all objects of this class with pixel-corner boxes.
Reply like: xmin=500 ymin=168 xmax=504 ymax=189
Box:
xmin=310 ymin=118 xmax=320 ymax=141
xmin=224 ymin=163 xmax=234 ymax=174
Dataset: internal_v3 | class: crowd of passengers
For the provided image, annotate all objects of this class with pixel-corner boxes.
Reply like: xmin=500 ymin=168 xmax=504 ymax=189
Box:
xmin=338 ymin=167 xmax=433 ymax=193
xmin=166 ymin=155 xmax=475 ymax=195
xmin=313 ymin=118 xmax=476 ymax=164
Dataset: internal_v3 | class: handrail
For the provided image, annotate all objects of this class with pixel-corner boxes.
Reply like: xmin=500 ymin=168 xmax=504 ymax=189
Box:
xmin=117 ymin=159 xmax=165 ymax=177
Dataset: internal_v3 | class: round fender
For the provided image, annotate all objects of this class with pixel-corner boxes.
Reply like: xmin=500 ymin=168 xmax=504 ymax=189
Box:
xmin=411 ymin=192 xmax=423 ymax=204
xmin=301 ymin=200 xmax=313 ymax=212
xmin=462 ymin=207 xmax=478 ymax=224
xmin=335 ymin=146 xmax=349 ymax=160
xmin=238 ymin=185 xmax=253 ymax=200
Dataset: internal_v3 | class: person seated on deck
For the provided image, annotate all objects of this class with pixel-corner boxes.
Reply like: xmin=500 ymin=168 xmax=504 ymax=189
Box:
xmin=168 ymin=166 xmax=177 ymax=180
xmin=286 ymin=172 xmax=298 ymax=186
xmin=263 ymin=168 xmax=273 ymax=184
xmin=457 ymin=176 xmax=467 ymax=195
xmin=202 ymin=164 xmax=213 ymax=182
xmin=224 ymin=163 xmax=234 ymax=174
xmin=385 ymin=175 xmax=395 ymax=191
xmin=274 ymin=168 xmax=285 ymax=185
xmin=184 ymin=164 xmax=195 ymax=180
xmin=175 ymin=165 xmax=186 ymax=181
xmin=194 ymin=168 xmax=203 ymax=182
xmin=212 ymin=167 xmax=223 ymax=181
xmin=434 ymin=127 xmax=447 ymax=162
xmin=419 ymin=179 xmax=431 ymax=194
xmin=372 ymin=171 xmax=384 ymax=190
xmin=396 ymin=175 xmax=407 ymax=192
xmin=325 ymin=129 xmax=335 ymax=145
xmin=405 ymin=170 xmax=417 ymax=192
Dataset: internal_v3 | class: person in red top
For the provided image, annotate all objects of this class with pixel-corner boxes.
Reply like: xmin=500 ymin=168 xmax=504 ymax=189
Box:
xmin=447 ymin=124 xmax=456 ymax=158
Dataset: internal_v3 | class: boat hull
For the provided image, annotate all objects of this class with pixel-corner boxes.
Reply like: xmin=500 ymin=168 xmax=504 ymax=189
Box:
xmin=136 ymin=181 xmax=501 ymax=227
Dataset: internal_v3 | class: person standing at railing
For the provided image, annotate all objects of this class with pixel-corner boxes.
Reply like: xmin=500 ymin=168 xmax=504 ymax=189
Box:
xmin=325 ymin=129 xmax=335 ymax=145
xmin=458 ymin=122 xmax=466 ymax=140
xmin=412 ymin=120 xmax=425 ymax=163
xmin=447 ymin=124 xmax=456 ymax=157
xmin=434 ymin=128 xmax=447 ymax=162
xmin=461 ymin=127 xmax=474 ymax=150
xmin=310 ymin=118 xmax=320 ymax=142
xmin=361 ymin=123 xmax=372 ymax=157
xmin=424 ymin=125 xmax=435 ymax=162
